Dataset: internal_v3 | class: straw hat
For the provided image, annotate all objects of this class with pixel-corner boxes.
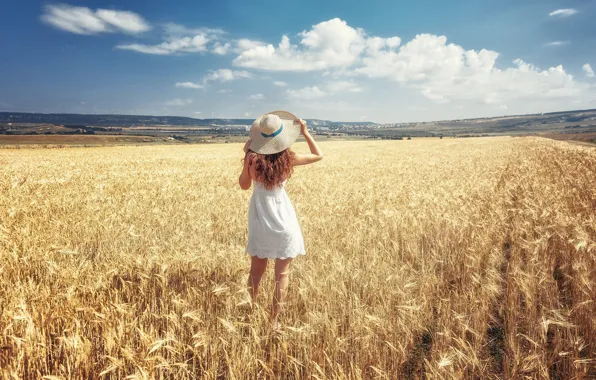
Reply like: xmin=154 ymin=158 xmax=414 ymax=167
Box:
xmin=248 ymin=110 xmax=301 ymax=155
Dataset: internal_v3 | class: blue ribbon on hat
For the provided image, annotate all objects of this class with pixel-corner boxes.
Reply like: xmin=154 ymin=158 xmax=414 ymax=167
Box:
xmin=261 ymin=125 xmax=283 ymax=138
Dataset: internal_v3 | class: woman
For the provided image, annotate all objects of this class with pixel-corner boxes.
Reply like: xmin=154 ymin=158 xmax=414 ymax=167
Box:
xmin=238 ymin=110 xmax=323 ymax=323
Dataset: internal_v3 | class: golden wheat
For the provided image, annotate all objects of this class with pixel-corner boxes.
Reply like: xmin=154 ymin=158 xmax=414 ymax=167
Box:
xmin=0 ymin=137 xmax=594 ymax=379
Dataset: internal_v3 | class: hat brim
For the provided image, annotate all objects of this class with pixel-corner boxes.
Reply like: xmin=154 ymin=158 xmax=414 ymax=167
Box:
xmin=248 ymin=110 xmax=301 ymax=154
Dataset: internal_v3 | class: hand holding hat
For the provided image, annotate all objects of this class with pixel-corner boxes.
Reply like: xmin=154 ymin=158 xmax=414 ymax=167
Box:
xmin=295 ymin=118 xmax=307 ymax=135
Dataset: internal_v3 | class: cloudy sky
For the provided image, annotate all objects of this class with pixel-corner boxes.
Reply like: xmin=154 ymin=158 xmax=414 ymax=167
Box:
xmin=1 ymin=0 xmax=596 ymax=123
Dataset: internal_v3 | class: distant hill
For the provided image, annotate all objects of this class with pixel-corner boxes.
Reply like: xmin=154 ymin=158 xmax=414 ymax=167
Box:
xmin=4 ymin=109 xmax=595 ymax=136
xmin=0 ymin=112 xmax=252 ymax=127
xmin=0 ymin=112 xmax=370 ymax=127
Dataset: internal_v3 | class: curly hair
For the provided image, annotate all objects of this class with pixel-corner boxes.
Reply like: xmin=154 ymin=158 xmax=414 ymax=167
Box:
xmin=246 ymin=148 xmax=295 ymax=190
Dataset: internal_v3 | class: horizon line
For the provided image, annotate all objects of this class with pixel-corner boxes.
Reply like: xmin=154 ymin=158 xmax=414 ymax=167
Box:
xmin=1 ymin=107 xmax=595 ymax=125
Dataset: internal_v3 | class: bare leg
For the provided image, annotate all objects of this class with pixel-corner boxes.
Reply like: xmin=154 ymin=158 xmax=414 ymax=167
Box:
xmin=247 ymin=256 xmax=268 ymax=301
xmin=271 ymin=258 xmax=293 ymax=321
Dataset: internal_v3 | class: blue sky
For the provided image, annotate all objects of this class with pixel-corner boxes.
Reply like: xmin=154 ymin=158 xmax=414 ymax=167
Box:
xmin=1 ymin=0 xmax=595 ymax=123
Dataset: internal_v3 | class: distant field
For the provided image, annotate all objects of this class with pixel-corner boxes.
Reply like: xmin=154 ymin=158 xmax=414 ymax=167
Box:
xmin=0 ymin=138 xmax=594 ymax=378
xmin=540 ymin=132 xmax=596 ymax=145
xmin=0 ymin=133 xmax=364 ymax=147
xmin=3 ymin=108 xmax=596 ymax=145
xmin=0 ymin=134 xmax=171 ymax=145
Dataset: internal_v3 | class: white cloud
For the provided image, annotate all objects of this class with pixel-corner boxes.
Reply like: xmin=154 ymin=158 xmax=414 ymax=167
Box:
xmin=233 ymin=19 xmax=404 ymax=72
xmin=212 ymin=42 xmax=231 ymax=55
xmin=117 ymin=34 xmax=211 ymax=55
xmin=235 ymin=39 xmax=266 ymax=52
xmin=174 ymin=69 xmax=251 ymax=91
xmin=41 ymin=4 xmax=150 ymax=35
xmin=234 ymin=18 xmax=373 ymax=71
xmin=549 ymin=9 xmax=578 ymax=17
xmin=117 ymin=23 xmax=226 ymax=55
xmin=286 ymin=81 xmax=362 ymax=100
xmin=353 ymin=33 xmax=593 ymax=106
xmin=195 ymin=111 xmax=202 ymax=114
xmin=287 ymin=86 xmax=327 ymax=99
xmin=165 ymin=98 xmax=193 ymax=106
xmin=584 ymin=64 xmax=595 ymax=78
xmin=357 ymin=34 xmax=481 ymax=82
xmin=365 ymin=36 xmax=402 ymax=52
xmin=421 ymin=89 xmax=447 ymax=103
xmin=249 ymin=94 xmax=264 ymax=100
xmin=217 ymin=89 xmax=232 ymax=94
xmin=95 ymin=9 xmax=150 ymax=33
xmin=203 ymin=69 xmax=252 ymax=82
xmin=175 ymin=82 xmax=204 ymax=89
xmin=163 ymin=23 xmax=224 ymax=37
xmin=544 ymin=41 xmax=569 ymax=47
xmin=230 ymin=17 xmax=593 ymax=113
xmin=273 ymin=81 xmax=288 ymax=87
xmin=121 ymin=32 xmax=262 ymax=56
xmin=115 ymin=44 xmax=167 ymax=55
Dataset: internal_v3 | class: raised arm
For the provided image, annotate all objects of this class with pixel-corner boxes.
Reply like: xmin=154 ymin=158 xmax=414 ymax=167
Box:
xmin=238 ymin=143 xmax=253 ymax=190
xmin=293 ymin=118 xmax=324 ymax=166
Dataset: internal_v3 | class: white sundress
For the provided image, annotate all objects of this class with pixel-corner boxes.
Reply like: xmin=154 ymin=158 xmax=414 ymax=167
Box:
xmin=246 ymin=180 xmax=306 ymax=259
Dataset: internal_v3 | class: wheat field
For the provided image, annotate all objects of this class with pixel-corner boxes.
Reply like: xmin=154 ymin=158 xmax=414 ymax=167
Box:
xmin=0 ymin=137 xmax=594 ymax=379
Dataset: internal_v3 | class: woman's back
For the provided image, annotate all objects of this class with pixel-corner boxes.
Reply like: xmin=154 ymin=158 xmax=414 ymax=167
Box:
xmin=252 ymin=179 xmax=287 ymax=192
